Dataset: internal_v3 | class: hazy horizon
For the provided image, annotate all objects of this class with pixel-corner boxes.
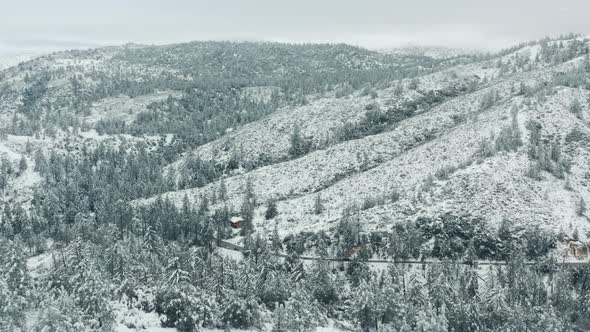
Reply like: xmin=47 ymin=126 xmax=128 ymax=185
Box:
xmin=1 ymin=0 xmax=590 ymax=55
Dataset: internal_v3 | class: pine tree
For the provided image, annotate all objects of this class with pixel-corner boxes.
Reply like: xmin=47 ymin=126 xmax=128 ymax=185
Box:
xmin=180 ymin=194 xmax=193 ymax=238
xmin=576 ymin=197 xmax=586 ymax=217
xmin=244 ymin=176 xmax=256 ymax=205
xmin=71 ymin=257 xmax=115 ymax=330
xmin=428 ymin=265 xmax=455 ymax=312
xmin=271 ymin=222 xmax=282 ymax=252
xmin=166 ymin=256 xmax=191 ymax=286
xmin=570 ymin=98 xmax=582 ymax=116
xmin=311 ymin=237 xmax=337 ymax=305
xmin=285 ymin=284 xmax=321 ymax=332
xmin=240 ymin=178 xmax=256 ymax=236
xmin=33 ymin=149 xmax=46 ymax=173
xmin=218 ymin=178 xmax=227 ymax=201
xmin=510 ymin=107 xmax=523 ymax=149
xmin=573 ymin=228 xmax=580 ymax=241
xmin=0 ymin=277 xmax=27 ymax=330
xmin=0 ymin=239 xmax=29 ymax=330
xmin=265 ymin=199 xmax=279 ymax=220
xmin=407 ymin=271 xmax=427 ymax=308
xmin=564 ymin=175 xmax=573 ymax=191
xmin=143 ymin=225 xmax=163 ymax=280
xmin=18 ymin=156 xmax=28 ymax=175
xmin=313 ymin=194 xmax=324 ymax=215
xmin=414 ymin=306 xmax=448 ymax=332
xmin=32 ymin=290 xmax=85 ymax=332
xmin=240 ymin=196 xmax=255 ymax=237
xmin=550 ymin=139 xmax=561 ymax=162
xmin=288 ymin=124 xmax=311 ymax=158
xmin=272 ymin=304 xmax=288 ymax=332
xmin=0 ymin=170 xmax=7 ymax=194
xmin=349 ymin=279 xmax=379 ymax=332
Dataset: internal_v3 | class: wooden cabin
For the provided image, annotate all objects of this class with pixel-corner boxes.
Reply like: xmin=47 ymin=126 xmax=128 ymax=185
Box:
xmin=229 ymin=216 xmax=243 ymax=229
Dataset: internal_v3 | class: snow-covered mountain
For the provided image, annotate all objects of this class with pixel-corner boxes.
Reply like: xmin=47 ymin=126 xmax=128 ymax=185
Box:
xmin=3 ymin=36 xmax=590 ymax=332
xmin=378 ymin=45 xmax=482 ymax=59
xmin=1 ymin=38 xmax=589 ymax=241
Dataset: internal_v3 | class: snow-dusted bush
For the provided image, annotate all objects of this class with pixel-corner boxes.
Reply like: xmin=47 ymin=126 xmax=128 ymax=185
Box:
xmin=118 ymin=307 xmax=162 ymax=330
xmin=155 ymin=285 xmax=217 ymax=331
xmin=220 ymin=295 xmax=265 ymax=330
xmin=31 ymin=291 xmax=85 ymax=332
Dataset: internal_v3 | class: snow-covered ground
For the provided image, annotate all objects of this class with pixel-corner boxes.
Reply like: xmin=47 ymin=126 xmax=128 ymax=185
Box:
xmin=85 ymin=90 xmax=182 ymax=125
xmin=136 ymin=53 xmax=590 ymax=244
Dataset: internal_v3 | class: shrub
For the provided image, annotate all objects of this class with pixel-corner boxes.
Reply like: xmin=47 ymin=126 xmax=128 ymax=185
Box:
xmin=434 ymin=165 xmax=457 ymax=180
xmin=220 ymin=296 xmax=264 ymax=330
xmin=476 ymin=134 xmax=496 ymax=159
xmin=480 ymin=89 xmax=499 ymax=110
xmin=390 ymin=191 xmax=400 ymax=203
xmin=360 ymin=195 xmax=385 ymax=211
xmin=422 ymin=174 xmax=435 ymax=192
xmin=155 ymin=286 xmax=215 ymax=331
xmin=569 ymin=98 xmax=582 ymax=116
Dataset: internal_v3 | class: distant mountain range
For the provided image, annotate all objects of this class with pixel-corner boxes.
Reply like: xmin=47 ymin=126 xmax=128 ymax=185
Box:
xmin=378 ymin=45 xmax=484 ymax=59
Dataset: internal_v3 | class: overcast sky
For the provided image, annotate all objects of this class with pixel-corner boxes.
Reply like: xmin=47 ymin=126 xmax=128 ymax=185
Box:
xmin=1 ymin=0 xmax=589 ymax=54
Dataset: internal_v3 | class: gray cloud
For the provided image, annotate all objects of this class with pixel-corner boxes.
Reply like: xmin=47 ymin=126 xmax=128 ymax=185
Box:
xmin=1 ymin=0 xmax=589 ymax=53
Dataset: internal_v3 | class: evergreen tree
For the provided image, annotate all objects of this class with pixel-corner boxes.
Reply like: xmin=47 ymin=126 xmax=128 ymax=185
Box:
xmin=284 ymin=284 xmax=321 ymax=332
xmin=576 ymin=197 xmax=586 ymax=217
xmin=18 ymin=156 xmax=28 ymax=175
xmin=71 ymin=257 xmax=115 ymax=330
xmin=573 ymin=228 xmax=580 ymax=241
xmin=570 ymin=98 xmax=582 ymax=116
xmin=0 ymin=239 xmax=29 ymax=330
xmin=349 ymin=279 xmax=380 ymax=332
xmin=313 ymin=194 xmax=325 ymax=215
xmin=428 ymin=265 xmax=455 ymax=312
xmin=272 ymin=304 xmax=288 ymax=332
xmin=311 ymin=237 xmax=338 ymax=305
xmin=218 ymin=178 xmax=227 ymax=201
xmin=271 ymin=222 xmax=282 ymax=252
xmin=240 ymin=178 xmax=256 ymax=236
xmin=265 ymin=199 xmax=279 ymax=220
xmin=32 ymin=290 xmax=85 ymax=332
xmin=240 ymin=196 xmax=255 ymax=237
xmin=288 ymin=124 xmax=312 ymax=158
xmin=414 ymin=306 xmax=449 ymax=332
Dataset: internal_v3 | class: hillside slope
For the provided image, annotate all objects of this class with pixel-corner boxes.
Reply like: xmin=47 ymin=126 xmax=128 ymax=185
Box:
xmin=1 ymin=37 xmax=589 ymax=243
xmin=135 ymin=39 xmax=590 ymax=242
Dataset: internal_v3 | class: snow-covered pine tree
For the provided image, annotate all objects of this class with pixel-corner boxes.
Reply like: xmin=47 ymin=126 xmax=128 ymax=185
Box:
xmin=271 ymin=222 xmax=282 ymax=253
xmin=349 ymin=279 xmax=380 ymax=332
xmin=32 ymin=290 xmax=85 ymax=332
xmin=265 ymin=199 xmax=278 ymax=220
xmin=0 ymin=239 xmax=30 ymax=330
xmin=284 ymin=283 xmax=322 ymax=332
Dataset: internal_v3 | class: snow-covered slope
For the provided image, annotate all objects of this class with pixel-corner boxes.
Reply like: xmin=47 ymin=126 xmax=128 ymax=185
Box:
xmin=2 ymin=37 xmax=590 ymax=244
xmin=135 ymin=40 xmax=590 ymax=241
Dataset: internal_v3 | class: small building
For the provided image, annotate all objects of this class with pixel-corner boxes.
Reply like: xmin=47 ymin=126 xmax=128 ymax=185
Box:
xmin=568 ymin=241 xmax=587 ymax=260
xmin=229 ymin=216 xmax=243 ymax=229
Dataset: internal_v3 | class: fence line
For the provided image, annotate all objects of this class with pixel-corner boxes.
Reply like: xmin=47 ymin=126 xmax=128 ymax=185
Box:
xmin=217 ymin=240 xmax=590 ymax=268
